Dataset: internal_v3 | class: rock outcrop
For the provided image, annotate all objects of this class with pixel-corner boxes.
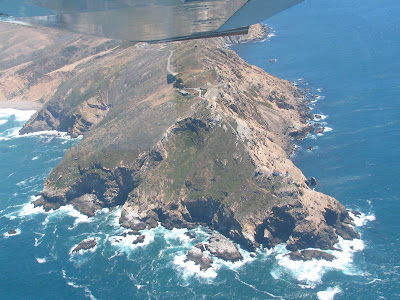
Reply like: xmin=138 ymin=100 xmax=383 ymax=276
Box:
xmin=185 ymin=246 xmax=213 ymax=270
xmin=206 ymin=232 xmax=243 ymax=262
xmin=285 ymin=249 xmax=335 ymax=261
xmin=2 ymin=22 xmax=360 ymax=257
xmin=72 ymin=238 xmax=97 ymax=253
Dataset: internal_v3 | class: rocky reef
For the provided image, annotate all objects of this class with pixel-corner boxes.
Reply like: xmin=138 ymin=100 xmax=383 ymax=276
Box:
xmin=1 ymin=23 xmax=359 ymax=259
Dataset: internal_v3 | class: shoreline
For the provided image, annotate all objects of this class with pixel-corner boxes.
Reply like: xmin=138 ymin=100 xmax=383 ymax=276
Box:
xmin=0 ymin=101 xmax=42 ymax=110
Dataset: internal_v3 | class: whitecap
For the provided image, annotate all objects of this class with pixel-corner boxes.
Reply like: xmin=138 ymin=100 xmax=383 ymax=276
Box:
xmin=108 ymin=228 xmax=155 ymax=253
xmin=349 ymin=211 xmax=376 ymax=227
xmin=173 ymin=254 xmax=218 ymax=280
xmin=17 ymin=200 xmax=45 ymax=218
xmin=59 ymin=205 xmax=92 ymax=229
xmin=317 ymin=286 xmax=342 ymax=300
xmin=272 ymin=236 xmax=367 ymax=288
xmin=164 ymin=228 xmax=192 ymax=246
xmin=172 ymin=232 xmax=256 ymax=280
xmin=32 ymin=156 xmax=39 ymax=160
xmin=34 ymin=233 xmax=46 ymax=247
xmin=17 ymin=130 xmax=70 ymax=140
xmin=35 ymin=257 xmax=47 ymax=264
xmin=62 ymin=270 xmax=97 ymax=300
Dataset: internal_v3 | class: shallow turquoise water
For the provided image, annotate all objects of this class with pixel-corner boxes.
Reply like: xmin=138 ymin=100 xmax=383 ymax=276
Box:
xmin=1 ymin=0 xmax=399 ymax=298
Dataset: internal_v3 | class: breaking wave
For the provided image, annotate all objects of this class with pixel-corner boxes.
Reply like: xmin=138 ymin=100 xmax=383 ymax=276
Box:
xmin=271 ymin=211 xmax=375 ymax=289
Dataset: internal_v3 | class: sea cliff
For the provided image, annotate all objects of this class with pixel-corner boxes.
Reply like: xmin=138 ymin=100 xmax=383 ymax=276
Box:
xmin=1 ymin=23 xmax=359 ymax=256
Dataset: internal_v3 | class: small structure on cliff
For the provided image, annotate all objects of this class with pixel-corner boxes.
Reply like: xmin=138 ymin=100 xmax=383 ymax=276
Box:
xmin=179 ymin=90 xmax=190 ymax=96
xmin=272 ymin=169 xmax=282 ymax=176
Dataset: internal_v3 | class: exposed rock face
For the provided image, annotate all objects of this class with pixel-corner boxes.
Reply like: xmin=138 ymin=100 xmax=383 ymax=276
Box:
xmin=185 ymin=246 xmax=213 ymax=270
xmin=72 ymin=238 xmax=97 ymax=253
xmin=305 ymin=177 xmax=318 ymax=187
xmin=132 ymin=235 xmax=145 ymax=244
xmin=8 ymin=229 xmax=17 ymax=235
xmin=206 ymin=232 xmax=243 ymax=262
xmin=4 ymin=22 xmax=360 ymax=253
xmin=285 ymin=249 xmax=335 ymax=261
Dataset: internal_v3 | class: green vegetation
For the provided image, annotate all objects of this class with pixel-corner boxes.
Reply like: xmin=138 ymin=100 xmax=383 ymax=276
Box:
xmin=167 ymin=73 xmax=176 ymax=84
xmin=173 ymin=78 xmax=184 ymax=89
xmin=260 ymin=101 xmax=274 ymax=109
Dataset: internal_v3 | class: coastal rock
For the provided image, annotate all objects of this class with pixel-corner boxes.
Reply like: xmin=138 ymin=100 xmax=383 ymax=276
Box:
xmin=286 ymin=249 xmax=335 ymax=261
xmin=184 ymin=232 xmax=196 ymax=239
xmin=205 ymin=232 xmax=243 ymax=262
xmin=70 ymin=193 xmax=101 ymax=217
xmin=8 ymin=229 xmax=17 ymax=235
xmin=185 ymin=247 xmax=213 ymax=270
xmin=72 ymin=238 xmax=97 ymax=253
xmin=305 ymin=177 xmax=318 ymax=186
xmin=290 ymin=126 xmax=314 ymax=141
xmin=132 ymin=235 xmax=145 ymax=244
xmin=121 ymin=230 xmax=141 ymax=237
xmin=315 ymin=127 xmax=325 ymax=134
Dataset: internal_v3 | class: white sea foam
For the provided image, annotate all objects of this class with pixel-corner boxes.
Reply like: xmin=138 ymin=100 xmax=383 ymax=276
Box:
xmin=32 ymin=156 xmax=39 ymax=160
xmin=59 ymin=205 xmax=92 ymax=229
xmin=17 ymin=130 xmax=71 ymax=140
xmin=349 ymin=211 xmax=376 ymax=227
xmin=34 ymin=233 xmax=45 ymax=247
xmin=39 ymin=204 xmax=93 ymax=229
xmin=173 ymin=254 xmax=218 ymax=280
xmin=0 ymin=120 xmax=7 ymax=125
xmin=164 ymin=228 xmax=192 ymax=246
xmin=172 ymin=229 xmax=256 ymax=281
xmin=273 ymin=238 xmax=367 ymax=288
xmin=3 ymin=228 xmax=21 ymax=237
xmin=317 ymin=286 xmax=342 ymax=300
xmin=108 ymin=228 xmax=155 ymax=253
xmin=35 ymin=257 xmax=47 ymax=264
xmin=324 ymin=127 xmax=333 ymax=132
xmin=0 ymin=108 xmax=36 ymax=122
xmin=272 ymin=210 xmax=375 ymax=288
xmin=17 ymin=198 xmax=45 ymax=218
xmin=62 ymin=270 xmax=97 ymax=300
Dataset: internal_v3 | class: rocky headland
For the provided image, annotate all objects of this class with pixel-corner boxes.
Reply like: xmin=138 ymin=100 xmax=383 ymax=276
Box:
xmin=1 ymin=23 xmax=359 ymax=262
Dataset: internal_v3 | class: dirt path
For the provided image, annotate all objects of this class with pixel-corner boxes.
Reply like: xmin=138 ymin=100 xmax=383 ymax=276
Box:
xmin=167 ymin=50 xmax=177 ymax=76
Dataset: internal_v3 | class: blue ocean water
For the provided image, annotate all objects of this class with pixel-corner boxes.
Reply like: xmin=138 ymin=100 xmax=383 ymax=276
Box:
xmin=1 ymin=0 xmax=399 ymax=298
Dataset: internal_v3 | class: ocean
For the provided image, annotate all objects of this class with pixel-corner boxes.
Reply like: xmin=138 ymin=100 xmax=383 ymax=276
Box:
xmin=1 ymin=0 xmax=399 ymax=298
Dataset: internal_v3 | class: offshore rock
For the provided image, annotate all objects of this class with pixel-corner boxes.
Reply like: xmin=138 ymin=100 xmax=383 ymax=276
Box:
xmin=286 ymin=249 xmax=335 ymax=261
xmin=185 ymin=246 xmax=213 ymax=270
xmin=206 ymin=232 xmax=243 ymax=262
xmin=72 ymin=238 xmax=97 ymax=253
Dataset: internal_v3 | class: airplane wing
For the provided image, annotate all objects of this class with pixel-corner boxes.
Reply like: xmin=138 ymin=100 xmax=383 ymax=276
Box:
xmin=0 ymin=0 xmax=303 ymax=42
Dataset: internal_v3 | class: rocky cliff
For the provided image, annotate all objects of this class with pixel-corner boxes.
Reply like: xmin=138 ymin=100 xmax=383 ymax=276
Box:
xmin=1 ymin=23 xmax=359 ymax=253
